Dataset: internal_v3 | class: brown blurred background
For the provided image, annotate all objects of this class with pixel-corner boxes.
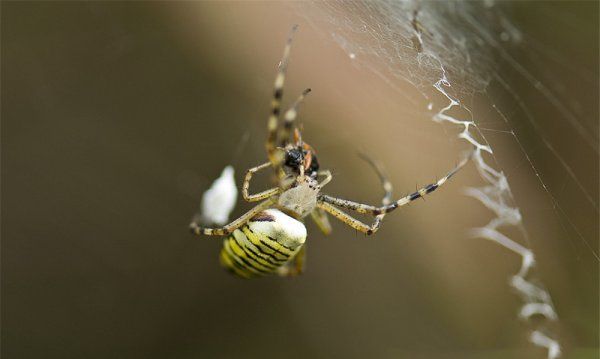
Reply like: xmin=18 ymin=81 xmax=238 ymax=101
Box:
xmin=2 ymin=2 xmax=598 ymax=358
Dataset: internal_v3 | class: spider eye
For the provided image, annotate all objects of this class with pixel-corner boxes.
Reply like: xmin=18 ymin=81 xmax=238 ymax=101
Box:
xmin=285 ymin=149 xmax=303 ymax=168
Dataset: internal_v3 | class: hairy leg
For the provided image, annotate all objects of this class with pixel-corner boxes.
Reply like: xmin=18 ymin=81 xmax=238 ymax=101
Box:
xmin=278 ymin=88 xmax=311 ymax=146
xmin=308 ymin=169 xmax=333 ymax=234
xmin=190 ymin=199 xmax=274 ymax=236
xmin=310 ymin=208 xmax=332 ymax=235
xmin=317 ymin=202 xmax=381 ymax=235
xmin=317 ymin=170 xmax=332 ymax=188
xmin=358 ymin=153 xmax=393 ymax=229
xmin=319 ymin=152 xmax=472 ymax=215
xmin=242 ymin=162 xmax=281 ymax=202
xmin=266 ymin=25 xmax=298 ymax=175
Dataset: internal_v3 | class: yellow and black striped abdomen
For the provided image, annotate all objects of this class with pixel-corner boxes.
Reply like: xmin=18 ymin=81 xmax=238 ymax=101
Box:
xmin=219 ymin=209 xmax=307 ymax=278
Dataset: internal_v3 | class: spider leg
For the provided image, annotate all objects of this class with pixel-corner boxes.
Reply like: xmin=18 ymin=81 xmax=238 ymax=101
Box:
xmin=308 ymin=169 xmax=333 ymax=234
xmin=310 ymin=208 xmax=332 ymax=235
xmin=278 ymin=88 xmax=311 ymax=146
xmin=190 ymin=199 xmax=274 ymax=236
xmin=316 ymin=202 xmax=381 ymax=235
xmin=317 ymin=170 xmax=332 ymax=188
xmin=358 ymin=153 xmax=393 ymax=229
xmin=242 ymin=162 xmax=281 ymax=202
xmin=319 ymin=153 xmax=471 ymax=216
xmin=277 ymin=245 xmax=306 ymax=277
xmin=266 ymin=25 xmax=298 ymax=175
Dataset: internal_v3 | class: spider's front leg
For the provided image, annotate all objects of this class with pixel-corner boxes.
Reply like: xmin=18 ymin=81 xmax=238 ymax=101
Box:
xmin=311 ymin=160 xmax=391 ymax=235
xmin=317 ymin=170 xmax=332 ymax=188
xmin=266 ymin=26 xmax=298 ymax=174
xmin=278 ymin=88 xmax=311 ymax=147
xmin=242 ymin=162 xmax=281 ymax=202
xmin=316 ymin=201 xmax=382 ymax=235
xmin=190 ymin=199 xmax=274 ymax=236
xmin=319 ymin=153 xmax=472 ymax=217
xmin=358 ymin=153 xmax=393 ymax=229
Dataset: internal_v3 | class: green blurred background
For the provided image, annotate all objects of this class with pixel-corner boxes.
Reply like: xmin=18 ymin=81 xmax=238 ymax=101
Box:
xmin=2 ymin=2 xmax=598 ymax=358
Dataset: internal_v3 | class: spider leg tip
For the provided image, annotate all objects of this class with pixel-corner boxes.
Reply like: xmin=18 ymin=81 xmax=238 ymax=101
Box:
xmin=189 ymin=222 xmax=202 ymax=234
xmin=287 ymin=25 xmax=299 ymax=41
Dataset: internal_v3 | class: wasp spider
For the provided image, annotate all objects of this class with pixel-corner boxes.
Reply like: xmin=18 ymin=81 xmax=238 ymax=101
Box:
xmin=190 ymin=26 xmax=471 ymax=278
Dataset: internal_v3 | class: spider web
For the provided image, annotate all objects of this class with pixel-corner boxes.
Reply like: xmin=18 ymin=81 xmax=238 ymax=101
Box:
xmin=298 ymin=1 xmax=599 ymax=357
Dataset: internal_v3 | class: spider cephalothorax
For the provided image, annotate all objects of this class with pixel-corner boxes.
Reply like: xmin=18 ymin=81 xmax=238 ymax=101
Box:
xmin=277 ymin=175 xmax=319 ymax=218
xmin=190 ymin=26 xmax=472 ymax=278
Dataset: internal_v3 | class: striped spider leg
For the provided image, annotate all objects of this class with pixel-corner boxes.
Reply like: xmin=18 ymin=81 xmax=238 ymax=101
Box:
xmin=264 ymin=24 xmax=312 ymax=175
xmin=317 ymin=153 xmax=471 ymax=235
xmin=242 ymin=86 xmax=311 ymax=202
xmin=314 ymin=154 xmax=393 ymax=235
xmin=241 ymin=161 xmax=281 ymax=202
xmin=244 ymin=85 xmax=312 ymax=196
xmin=266 ymin=25 xmax=298 ymax=177
xmin=190 ymin=198 xmax=275 ymax=236
xmin=278 ymin=88 xmax=312 ymax=148
xmin=192 ymin=160 xmax=283 ymax=236
xmin=307 ymin=168 xmax=338 ymax=235
xmin=310 ymin=208 xmax=333 ymax=235
xmin=358 ymin=153 xmax=394 ymax=229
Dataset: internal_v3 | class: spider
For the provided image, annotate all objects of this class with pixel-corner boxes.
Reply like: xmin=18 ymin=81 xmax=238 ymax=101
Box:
xmin=190 ymin=26 xmax=471 ymax=278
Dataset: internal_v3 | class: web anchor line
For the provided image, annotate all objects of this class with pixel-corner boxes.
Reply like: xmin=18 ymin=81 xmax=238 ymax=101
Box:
xmin=433 ymin=69 xmax=561 ymax=359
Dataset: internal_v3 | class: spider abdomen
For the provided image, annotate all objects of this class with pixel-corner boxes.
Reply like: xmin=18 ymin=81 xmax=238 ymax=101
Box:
xmin=219 ymin=209 xmax=306 ymax=278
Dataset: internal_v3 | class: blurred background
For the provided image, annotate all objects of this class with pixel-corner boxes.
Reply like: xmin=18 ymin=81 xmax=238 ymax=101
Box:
xmin=2 ymin=2 xmax=598 ymax=358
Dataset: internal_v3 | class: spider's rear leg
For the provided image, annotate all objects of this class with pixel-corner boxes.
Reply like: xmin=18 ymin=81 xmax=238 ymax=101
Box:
xmin=310 ymin=208 xmax=332 ymax=235
xmin=190 ymin=199 xmax=274 ymax=236
xmin=242 ymin=162 xmax=281 ymax=202
xmin=276 ymin=245 xmax=306 ymax=277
